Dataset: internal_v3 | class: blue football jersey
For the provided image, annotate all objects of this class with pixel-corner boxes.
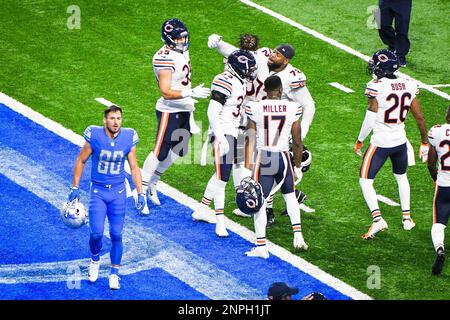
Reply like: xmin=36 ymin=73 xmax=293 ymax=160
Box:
xmin=83 ymin=126 xmax=139 ymax=185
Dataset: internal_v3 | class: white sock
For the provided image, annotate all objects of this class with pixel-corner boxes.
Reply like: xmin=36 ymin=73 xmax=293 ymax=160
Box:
xmin=394 ymin=173 xmax=411 ymax=221
xmin=283 ymin=192 xmax=301 ymax=233
xmin=359 ymin=178 xmax=382 ymax=222
xmin=142 ymin=152 xmax=160 ymax=186
xmin=254 ymin=203 xmax=267 ymax=247
xmin=201 ymin=175 xmax=217 ymax=207
xmin=266 ymin=194 xmax=274 ymax=209
xmin=432 ymin=223 xmax=446 ymax=252
xmin=150 ymin=150 xmax=179 ymax=185
xmin=213 ymin=178 xmax=227 ymax=215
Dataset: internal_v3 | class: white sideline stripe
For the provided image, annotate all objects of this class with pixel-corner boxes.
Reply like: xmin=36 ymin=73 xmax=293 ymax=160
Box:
xmin=239 ymin=0 xmax=450 ymax=101
xmin=377 ymin=195 xmax=400 ymax=207
xmin=0 ymin=92 xmax=372 ymax=300
xmin=329 ymin=82 xmax=355 ymax=93
xmin=95 ymin=97 xmax=116 ymax=107
xmin=430 ymin=84 xmax=450 ymax=88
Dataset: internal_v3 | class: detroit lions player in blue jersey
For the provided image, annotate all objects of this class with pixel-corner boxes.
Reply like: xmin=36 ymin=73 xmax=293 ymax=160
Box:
xmin=68 ymin=105 xmax=146 ymax=290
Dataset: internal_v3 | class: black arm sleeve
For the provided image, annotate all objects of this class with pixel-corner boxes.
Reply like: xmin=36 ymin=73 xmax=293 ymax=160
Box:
xmin=211 ymin=90 xmax=227 ymax=106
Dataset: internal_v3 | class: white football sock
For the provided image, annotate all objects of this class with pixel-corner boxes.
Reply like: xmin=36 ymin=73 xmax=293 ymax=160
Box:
xmin=142 ymin=152 xmax=160 ymax=186
xmin=150 ymin=150 xmax=179 ymax=185
xmin=213 ymin=178 xmax=227 ymax=215
xmin=283 ymin=192 xmax=301 ymax=233
xmin=266 ymin=194 xmax=274 ymax=209
xmin=254 ymin=203 xmax=267 ymax=244
xmin=394 ymin=173 xmax=411 ymax=220
xmin=359 ymin=178 xmax=382 ymax=222
xmin=432 ymin=223 xmax=446 ymax=252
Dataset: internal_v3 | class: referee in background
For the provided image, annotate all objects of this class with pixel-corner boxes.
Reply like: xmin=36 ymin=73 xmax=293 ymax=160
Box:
xmin=378 ymin=0 xmax=412 ymax=67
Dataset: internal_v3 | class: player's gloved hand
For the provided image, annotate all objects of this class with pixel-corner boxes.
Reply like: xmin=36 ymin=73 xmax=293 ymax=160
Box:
xmin=68 ymin=186 xmax=80 ymax=202
xmin=208 ymin=34 xmax=222 ymax=49
xmin=419 ymin=142 xmax=429 ymax=163
xmin=181 ymin=83 xmax=211 ymax=99
xmin=136 ymin=193 xmax=147 ymax=214
xmin=216 ymin=135 xmax=230 ymax=157
xmin=294 ymin=166 xmax=303 ymax=182
xmin=354 ymin=140 xmax=363 ymax=157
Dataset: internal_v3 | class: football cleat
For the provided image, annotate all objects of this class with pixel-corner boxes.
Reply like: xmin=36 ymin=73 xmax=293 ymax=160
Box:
xmin=293 ymin=233 xmax=308 ymax=251
xmin=87 ymin=260 xmax=100 ymax=283
xmin=147 ymin=184 xmax=160 ymax=206
xmin=192 ymin=210 xmax=216 ymax=224
xmin=266 ymin=208 xmax=275 ymax=228
xmin=245 ymin=246 xmax=269 ymax=259
xmin=233 ymin=208 xmax=252 ymax=218
xmin=215 ymin=215 xmax=229 ymax=237
xmin=402 ymin=218 xmax=416 ymax=231
xmin=362 ymin=218 xmax=388 ymax=240
xmin=109 ymin=274 xmax=121 ymax=290
xmin=432 ymin=248 xmax=445 ymax=276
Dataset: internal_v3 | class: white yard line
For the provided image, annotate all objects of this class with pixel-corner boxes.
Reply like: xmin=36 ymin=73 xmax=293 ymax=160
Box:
xmin=95 ymin=97 xmax=116 ymax=107
xmin=0 ymin=92 xmax=373 ymax=300
xmin=239 ymin=0 xmax=450 ymax=101
xmin=429 ymin=84 xmax=450 ymax=88
xmin=329 ymin=82 xmax=355 ymax=93
xmin=376 ymin=194 xmax=400 ymax=207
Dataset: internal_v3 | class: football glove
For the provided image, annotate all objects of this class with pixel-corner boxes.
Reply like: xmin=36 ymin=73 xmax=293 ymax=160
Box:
xmin=354 ymin=140 xmax=363 ymax=157
xmin=136 ymin=193 xmax=147 ymax=214
xmin=68 ymin=186 xmax=80 ymax=202
xmin=208 ymin=34 xmax=222 ymax=49
xmin=216 ymin=135 xmax=230 ymax=157
xmin=181 ymin=83 xmax=211 ymax=99
xmin=419 ymin=142 xmax=429 ymax=163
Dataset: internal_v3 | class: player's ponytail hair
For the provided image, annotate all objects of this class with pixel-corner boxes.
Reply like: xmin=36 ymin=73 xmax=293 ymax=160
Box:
xmin=104 ymin=105 xmax=122 ymax=117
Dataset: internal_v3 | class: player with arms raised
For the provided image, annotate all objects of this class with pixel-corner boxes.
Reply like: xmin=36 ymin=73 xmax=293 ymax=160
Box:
xmin=354 ymin=49 xmax=429 ymax=239
xmin=427 ymin=106 xmax=450 ymax=275
xmin=208 ymin=34 xmax=315 ymax=226
xmin=243 ymin=75 xmax=307 ymax=259
xmin=192 ymin=50 xmax=257 ymax=237
xmin=68 ymin=105 xmax=145 ymax=290
xmin=142 ymin=18 xmax=210 ymax=207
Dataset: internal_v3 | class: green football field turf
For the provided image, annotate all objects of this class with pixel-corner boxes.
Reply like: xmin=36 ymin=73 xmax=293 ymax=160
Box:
xmin=1 ymin=0 xmax=449 ymax=300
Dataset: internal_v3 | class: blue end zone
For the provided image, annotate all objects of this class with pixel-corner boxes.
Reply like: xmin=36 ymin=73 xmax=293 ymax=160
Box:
xmin=0 ymin=103 xmax=353 ymax=300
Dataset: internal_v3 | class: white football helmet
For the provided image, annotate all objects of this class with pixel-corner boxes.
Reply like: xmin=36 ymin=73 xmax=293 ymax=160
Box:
xmin=60 ymin=199 xmax=88 ymax=229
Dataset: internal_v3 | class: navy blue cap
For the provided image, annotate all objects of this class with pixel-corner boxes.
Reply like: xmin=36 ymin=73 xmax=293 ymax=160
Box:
xmin=268 ymin=282 xmax=299 ymax=299
xmin=275 ymin=43 xmax=295 ymax=59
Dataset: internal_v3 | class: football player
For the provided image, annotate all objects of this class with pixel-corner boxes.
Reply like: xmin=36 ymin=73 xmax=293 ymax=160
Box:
xmin=244 ymin=75 xmax=307 ymax=259
xmin=355 ymin=49 xmax=429 ymax=240
xmin=192 ymin=50 xmax=257 ymax=237
xmin=427 ymin=105 xmax=450 ymax=275
xmin=208 ymin=35 xmax=315 ymax=227
xmin=142 ymin=18 xmax=210 ymax=207
xmin=68 ymin=105 xmax=145 ymax=290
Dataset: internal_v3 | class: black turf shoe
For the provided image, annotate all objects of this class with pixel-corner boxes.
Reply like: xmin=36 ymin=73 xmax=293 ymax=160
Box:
xmin=432 ymin=247 xmax=445 ymax=276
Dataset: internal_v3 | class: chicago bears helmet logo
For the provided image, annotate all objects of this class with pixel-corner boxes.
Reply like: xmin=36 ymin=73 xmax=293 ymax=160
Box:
xmin=164 ymin=24 xmax=174 ymax=33
xmin=238 ymin=55 xmax=249 ymax=64
xmin=378 ymin=54 xmax=388 ymax=62
xmin=246 ymin=198 xmax=256 ymax=209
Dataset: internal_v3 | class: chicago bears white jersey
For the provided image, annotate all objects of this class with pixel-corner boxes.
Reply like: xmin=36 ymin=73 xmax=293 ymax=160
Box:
xmin=209 ymin=71 xmax=247 ymax=138
xmin=152 ymin=45 xmax=194 ymax=113
xmin=245 ymin=99 xmax=303 ymax=152
xmin=428 ymin=124 xmax=450 ymax=187
xmin=245 ymin=47 xmax=272 ymax=102
xmin=365 ymin=77 xmax=420 ymax=148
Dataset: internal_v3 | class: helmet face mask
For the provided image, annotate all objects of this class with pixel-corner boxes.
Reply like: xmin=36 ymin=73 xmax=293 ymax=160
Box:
xmin=161 ymin=18 xmax=190 ymax=52
xmin=60 ymin=199 xmax=88 ymax=229
xmin=226 ymin=50 xmax=257 ymax=82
